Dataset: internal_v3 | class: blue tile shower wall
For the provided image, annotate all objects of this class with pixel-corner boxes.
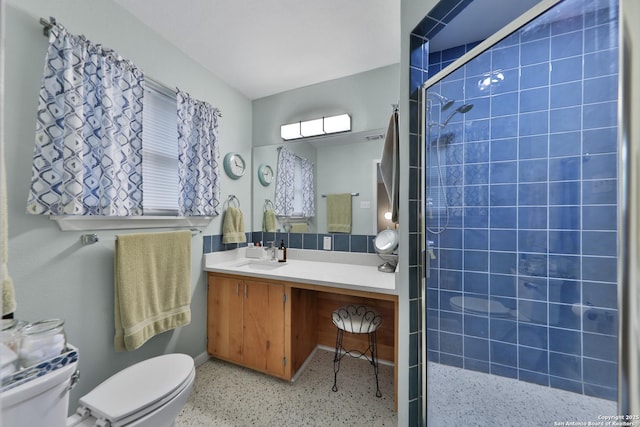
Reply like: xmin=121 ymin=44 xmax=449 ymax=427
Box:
xmin=203 ymin=232 xmax=378 ymax=254
xmin=418 ymin=3 xmax=619 ymax=402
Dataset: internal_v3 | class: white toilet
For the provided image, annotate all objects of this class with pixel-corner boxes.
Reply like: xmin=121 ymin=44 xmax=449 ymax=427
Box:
xmin=1 ymin=353 xmax=195 ymax=427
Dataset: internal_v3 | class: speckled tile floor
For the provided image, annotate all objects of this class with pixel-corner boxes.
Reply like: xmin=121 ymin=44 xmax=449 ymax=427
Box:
xmin=176 ymin=349 xmax=617 ymax=426
xmin=175 ymin=348 xmax=397 ymax=426
xmin=427 ymin=362 xmax=617 ymax=427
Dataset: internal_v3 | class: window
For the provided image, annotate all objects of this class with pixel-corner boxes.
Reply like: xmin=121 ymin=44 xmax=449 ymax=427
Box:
xmin=33 ymin=21 xmax=218 ymax=229
xmin=142 ymin=81 xmax=180 ymax=215
xmin=52 ymin=81 xmax=214 ymax=230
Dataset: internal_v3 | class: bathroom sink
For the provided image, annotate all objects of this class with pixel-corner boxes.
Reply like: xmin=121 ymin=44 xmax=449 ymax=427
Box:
xmin=234 ymin=260 xmax=287 ymax=270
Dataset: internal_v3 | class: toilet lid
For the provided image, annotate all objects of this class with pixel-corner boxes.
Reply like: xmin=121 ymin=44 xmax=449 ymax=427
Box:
xmin=79 ymin=353 xmax=194 ymax=426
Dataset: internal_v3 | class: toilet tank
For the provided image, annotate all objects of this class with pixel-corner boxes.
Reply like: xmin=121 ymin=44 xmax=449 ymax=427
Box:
xmin=1 ymin=360 xmax=78 ymax=427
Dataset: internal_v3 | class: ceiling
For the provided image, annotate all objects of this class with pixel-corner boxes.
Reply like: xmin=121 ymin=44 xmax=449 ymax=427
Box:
xmin=429 ymin=0 xmax=541 ymax=51
xmin=114 ymin=0 xmax=541 ymax=101
xmin=114 ymin=0 xmax=401 ymax=100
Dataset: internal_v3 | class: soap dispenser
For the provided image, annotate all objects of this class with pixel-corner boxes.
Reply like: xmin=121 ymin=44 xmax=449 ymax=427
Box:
xmin=278 ymin=240 xmax=287 ymax=263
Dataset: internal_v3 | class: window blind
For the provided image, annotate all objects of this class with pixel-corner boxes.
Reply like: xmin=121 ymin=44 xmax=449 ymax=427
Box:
xmin=141 ymin=84 xmax=179 ymax=214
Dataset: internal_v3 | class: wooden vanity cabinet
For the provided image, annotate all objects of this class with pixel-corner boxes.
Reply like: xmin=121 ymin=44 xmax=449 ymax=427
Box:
xmin=207 ymin=271 xmax=398 ymax=408
xmin=207 ymin=275 xmax=243 ymax=364
xmin=207 ymin=274 xmax=286 ymax=379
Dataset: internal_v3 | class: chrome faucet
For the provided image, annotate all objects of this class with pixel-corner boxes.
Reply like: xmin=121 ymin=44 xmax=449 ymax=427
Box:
xmin=265 ymin=241 xmax=277 ymax=261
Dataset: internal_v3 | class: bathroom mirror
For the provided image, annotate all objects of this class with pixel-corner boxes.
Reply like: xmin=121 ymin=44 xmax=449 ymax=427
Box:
xmin=252 ymin=128 xmax=388 ymax=235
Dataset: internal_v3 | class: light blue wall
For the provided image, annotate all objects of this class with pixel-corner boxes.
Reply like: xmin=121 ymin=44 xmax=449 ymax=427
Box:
xmin=252 ymin=64 xmax=400 ymax=146
xmin=198 ymin=65 xmax=401 ymax=257
xmin=4 ymin=0 xmax=252 ymax=411
xmin=249 ymin=64 xmax=399 ymax=238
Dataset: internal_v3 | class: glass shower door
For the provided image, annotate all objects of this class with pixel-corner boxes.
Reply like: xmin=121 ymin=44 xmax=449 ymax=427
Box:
xmin=421 ymin=0 xmax=621 ymax=424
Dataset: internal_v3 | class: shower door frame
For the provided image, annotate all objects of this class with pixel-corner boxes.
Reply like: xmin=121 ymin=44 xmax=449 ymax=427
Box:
xmin=618 ymin=0 xmax=639 ymax=418
xmin=418 ymin=0 xmax=636 ymax=424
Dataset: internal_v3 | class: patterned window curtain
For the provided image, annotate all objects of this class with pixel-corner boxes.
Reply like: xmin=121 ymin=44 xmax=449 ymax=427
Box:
xmin=301 ymin=157 xmax=315 ymax=217
xmin=26 ymin=24 xmax=144 ymax=216
xmin=274 ymin=147 xmax=296 ymax=216
xmin=176 ymin=89 xmax=221 ymax=216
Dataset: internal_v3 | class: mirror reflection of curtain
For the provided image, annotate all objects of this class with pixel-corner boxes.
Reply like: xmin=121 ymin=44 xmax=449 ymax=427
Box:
xmin=274 ymin=147 xmax=315 ymax=217
xmin=275 ymin=147 xmax=295 ymax=215
xmin=301 ymin=158 xmax=315 ymax=216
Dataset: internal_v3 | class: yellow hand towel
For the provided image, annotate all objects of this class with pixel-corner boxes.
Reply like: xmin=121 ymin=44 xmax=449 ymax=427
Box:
xmin=290 ymin=223 xmax=308 ymax=233
xmin=263 ymin=209 xmax=277 ymax=232
xmin=327 ymin=193 xmax=352 ymax=234
xmin=1 ymin=142 xmax=16 ymax=315
xmin=222 ymin=207 xmax=247 ymax=244
xmin=2 ymin=267 xmax=16 ymax=315
xmin=114 ymin=231 xmax=192 ymax=352
xmin=1 ymin=24 xmax=16 ymax=317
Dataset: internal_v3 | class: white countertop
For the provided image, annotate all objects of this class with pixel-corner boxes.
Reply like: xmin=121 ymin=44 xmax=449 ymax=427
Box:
xmin=203 ymin=248 xmax=397 ymax=296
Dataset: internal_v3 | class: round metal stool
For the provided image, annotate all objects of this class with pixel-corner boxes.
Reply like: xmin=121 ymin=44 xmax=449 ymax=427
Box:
xmin=331 ymin=304 xmax=383 ymax=397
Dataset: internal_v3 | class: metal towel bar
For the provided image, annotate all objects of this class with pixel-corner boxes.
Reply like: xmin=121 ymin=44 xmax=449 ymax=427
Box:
xmin=321 ymin=192 xmax=359 ymax=197
xmin=80 ymin=228 xmax=201 ymax=246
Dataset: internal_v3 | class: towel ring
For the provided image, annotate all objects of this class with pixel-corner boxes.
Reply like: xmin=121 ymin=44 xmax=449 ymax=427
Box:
xmin=224 ymin=194 xmax=240 ymax=209
xmin=264 ymin=199 xmax=275 ymax=212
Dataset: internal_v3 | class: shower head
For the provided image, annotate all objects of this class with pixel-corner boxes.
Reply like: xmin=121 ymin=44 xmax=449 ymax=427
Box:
xmin=457 ymin=104 xmax=474 ymax=114
xmin=441 ymin=99 xmax=455 ymax=111
xmin=427 ymin=92 xmax=455 ymax=111
xmin=441 ymin=103 xmax=474 ymax=127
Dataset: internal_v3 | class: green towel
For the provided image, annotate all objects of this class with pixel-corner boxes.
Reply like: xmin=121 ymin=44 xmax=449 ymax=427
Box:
xmin=114 ymin=231 xmax=192 ymax=352
xmin=1 ymin=136 xmax=16 ymax=315
xmin=263 ymin=209 xmax=277 ymax=232
xmin=290 ymin=223 xmax=308 ymax=233
xmin=2 ymin=266 xmax=16 ymax=315
xmin=327 ymin=193 xmax=352 ymax=234
xmin=223 ymin=207 xmax=247 ymax=244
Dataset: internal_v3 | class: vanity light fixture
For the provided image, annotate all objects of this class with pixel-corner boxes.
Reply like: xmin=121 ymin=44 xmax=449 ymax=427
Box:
xmin=280 ymin=114 xmax=351 ymax=140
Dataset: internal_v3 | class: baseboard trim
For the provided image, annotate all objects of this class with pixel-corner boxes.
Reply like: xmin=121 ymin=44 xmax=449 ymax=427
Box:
xmin=193 ymin=351 xmax=210 ymax=367
xmin=193 ymin=346 xmax=393 ymax=372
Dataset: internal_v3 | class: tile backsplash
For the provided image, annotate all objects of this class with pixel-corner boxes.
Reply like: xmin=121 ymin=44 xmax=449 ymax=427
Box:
xmin=203 ymin=232 xmax=378 ymax=254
